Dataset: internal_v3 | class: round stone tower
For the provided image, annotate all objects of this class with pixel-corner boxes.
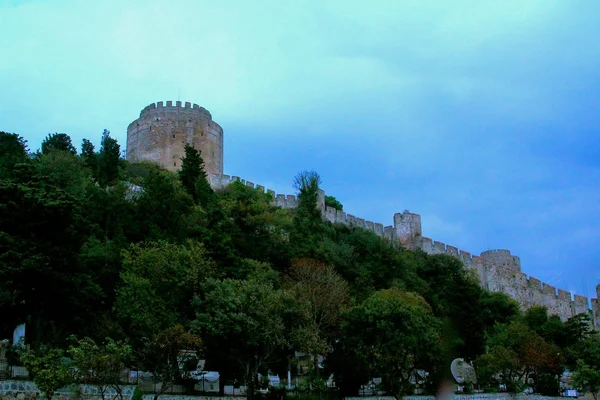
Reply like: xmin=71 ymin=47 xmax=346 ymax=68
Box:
xmin=126 ymin=101 xmax=223 ymax=175
xmin=480 ymin=249 xmax=521 ymax=272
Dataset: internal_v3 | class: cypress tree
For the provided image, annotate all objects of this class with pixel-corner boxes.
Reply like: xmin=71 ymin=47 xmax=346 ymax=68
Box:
xmin=178 ymin=143 xmax=213 ymax=207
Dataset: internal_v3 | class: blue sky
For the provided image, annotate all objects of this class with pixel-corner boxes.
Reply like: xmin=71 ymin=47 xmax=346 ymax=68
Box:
xmin=1 ymin=0 xmax=599 ymax=300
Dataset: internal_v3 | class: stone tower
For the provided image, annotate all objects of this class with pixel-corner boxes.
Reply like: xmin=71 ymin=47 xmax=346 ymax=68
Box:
xmin=126 ymin=101 xmax=224 ymax=174
xmin=480 ymin=249 xmax=521 ymax=272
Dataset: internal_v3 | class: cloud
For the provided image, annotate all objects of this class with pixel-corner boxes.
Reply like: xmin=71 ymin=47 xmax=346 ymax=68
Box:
xmin=0 ymin=0 xmax=599 ymax=297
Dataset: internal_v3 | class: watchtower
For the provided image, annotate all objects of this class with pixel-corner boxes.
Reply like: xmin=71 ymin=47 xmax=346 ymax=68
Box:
xmin=126 ymin=101 xmax=224 ymax=175
xmin=480 ymin=249 xmax=521 ymax=272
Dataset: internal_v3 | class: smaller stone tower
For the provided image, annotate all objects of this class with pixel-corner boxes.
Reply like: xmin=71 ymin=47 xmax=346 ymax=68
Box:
xmin=126 ymin=101 xmax=224 ymax=175
xmin=394 ymin=211 xmax=422 ymax=248
xmin=480 ymin=249 xmax=521 ymax=272
xmin=593 ymin=284 xmax=600 ymax=331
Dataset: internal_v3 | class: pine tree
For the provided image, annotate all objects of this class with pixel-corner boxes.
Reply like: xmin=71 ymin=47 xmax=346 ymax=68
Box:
xmin=80 ymin=138 xmax=98 ymax=181
xmin=178 ymin=143 xmax=213 ymax=207
xmin=97 ymin=130 xmax=120 ymax=187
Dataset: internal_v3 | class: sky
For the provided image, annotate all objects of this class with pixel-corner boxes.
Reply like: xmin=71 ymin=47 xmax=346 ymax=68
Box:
xmin=1 ymin=0 xmax=599 ymax=300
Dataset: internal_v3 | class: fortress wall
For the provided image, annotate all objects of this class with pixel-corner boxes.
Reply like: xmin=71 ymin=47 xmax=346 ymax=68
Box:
xmin=207 ymin=173 xmax=599 ymax=328
xmin=415 ymin=232 xmax=596 ymax=323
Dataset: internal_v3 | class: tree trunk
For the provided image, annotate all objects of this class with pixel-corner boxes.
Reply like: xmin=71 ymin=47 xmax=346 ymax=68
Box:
xmin=246 ymin=362 xmax=254 ymax=399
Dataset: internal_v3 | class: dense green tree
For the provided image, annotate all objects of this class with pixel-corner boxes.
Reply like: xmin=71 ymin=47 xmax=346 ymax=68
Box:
xmin=193 ymin=276 xmax=286 ymax=395
xmin=97 ymin=129 xmax=120 ymax=187
xmin=80 ymin=138 xmax=97 ymax=174
xmin=141 ymin=325 xmax=203 ymax=400
xmin=21 ymin=348 xmax=75 ymax=400
xmin=336 ymin=289 xmax=441 ymax=398
xmin=34 ymin=150 xmax=93 ymax=199
xmin=324 ymin=195 xmax=343 ymax=211
xmin=284 ymin=258 xmax=349 ymax=375
xmin=475 ymin=321 xmax=562 ymax=394
xmin=0 ymin=131 xmax=29 ymax=178
xmin=416 ymin=254 xmax=489 ymax=361
xmin=178 ymin=143 xmax=213 ymax=206
xmin=115 ymin=240 xmax=216 ymax=346
xmin=212 ymin=181 xmax=292 ymax=272
xmin=290 ymin=170 xmax=325 ymax=258
xmin=572 ymin=359 xmax=600 ymax=400
xmin=41 ymin=133 xmax=76 ymax=155
xmin=0 ymin=167 xmax=101 ymax=346
xmin=69 ymin=337 xmax=133 ymax=400
xmin=135 ymin=169 xmax=199 ymax=241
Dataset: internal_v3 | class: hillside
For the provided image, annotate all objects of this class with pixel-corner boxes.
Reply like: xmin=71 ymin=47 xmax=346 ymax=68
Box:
xmin=1 ymin=131 xmax=599 ymax=397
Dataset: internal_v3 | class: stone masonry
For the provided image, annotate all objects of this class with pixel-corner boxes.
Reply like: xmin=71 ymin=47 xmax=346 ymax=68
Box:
xmin=126 ymin=101 xmax=224 ymax=175
xmin=127 ymin=101 xmax=599 ymax=331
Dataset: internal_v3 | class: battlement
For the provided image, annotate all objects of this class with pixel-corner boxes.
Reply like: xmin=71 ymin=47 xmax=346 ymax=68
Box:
xmin=208 ymin=174 xmax=299 ymax=209
xmin=137 ymin=101 xmax=213 ymax=121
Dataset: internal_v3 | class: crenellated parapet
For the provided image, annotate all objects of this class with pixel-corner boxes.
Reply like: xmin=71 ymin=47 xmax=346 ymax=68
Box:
xmin=137 ymin=101 xmax=213 ymax=121
xmin=208 ymin=174 xmax=301 ymax=209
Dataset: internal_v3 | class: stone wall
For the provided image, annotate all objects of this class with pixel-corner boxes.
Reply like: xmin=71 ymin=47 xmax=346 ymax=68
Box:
xmin=126 ymin=102 xmax=224 ymax=175
xmin=0 ymin=381 xmax=136 ymax=400
xmin=207 ymin=174 xmax=599 ymax=330
xmin=348 ymin=395 xmax=591 ymax=400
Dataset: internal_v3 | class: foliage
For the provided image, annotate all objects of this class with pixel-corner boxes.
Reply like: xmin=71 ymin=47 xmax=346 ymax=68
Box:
xmin=572 ymin=359 xmax=600 ymax=400
xmin=337 ymin=288 xmax=441 ymax=398
xmin=132 ymin=386 xmax=144 ymax=400
xmin=0 ymin=131 xmax=29 ymax=179
xmin=141 ymin=325 xmax=203 ymax=400
xmin=2 ymin=129 xmax=596 ymax=399
xmin=324 ymin=196 xmax=343 ymax=211
xmin=475 ymin=321 xmax=562 ymax=393
xmin=178 ymin=143 xmax=214 ymax=207
xmin=284 ymin=258 xmax=349 ymax=374
xmin=0 ymin=167 xmax=101 ymax=346
xmin=97 ymin=129 xmax=120 ymax=187
xmin=68 ymin=336 xmax=132 ymax=400
xmin=115 ymin=241 xmax=216 ymax=346
xmin=291 ymin=171 xmax=324 ymax=258
xmin=210 ymin=181 xmax=292 ymax=274
xmin=193 ymin=276 xmax=286 ymax=395
xmin=21 ymin=348 xmax=75 ymax=400
xmin=41 ymin=133 xmax=77 ymax=155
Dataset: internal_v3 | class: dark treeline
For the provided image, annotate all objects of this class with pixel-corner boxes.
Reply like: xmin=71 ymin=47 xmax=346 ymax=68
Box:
xmin=0 ymin=131 xmax=599 ymax=399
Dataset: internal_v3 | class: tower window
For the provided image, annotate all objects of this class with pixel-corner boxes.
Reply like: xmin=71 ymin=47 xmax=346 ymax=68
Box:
xmin=174 ymin=162 xmax=177 ymax=167
xmin=173 ymin=135 xmax=175 ymax=138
